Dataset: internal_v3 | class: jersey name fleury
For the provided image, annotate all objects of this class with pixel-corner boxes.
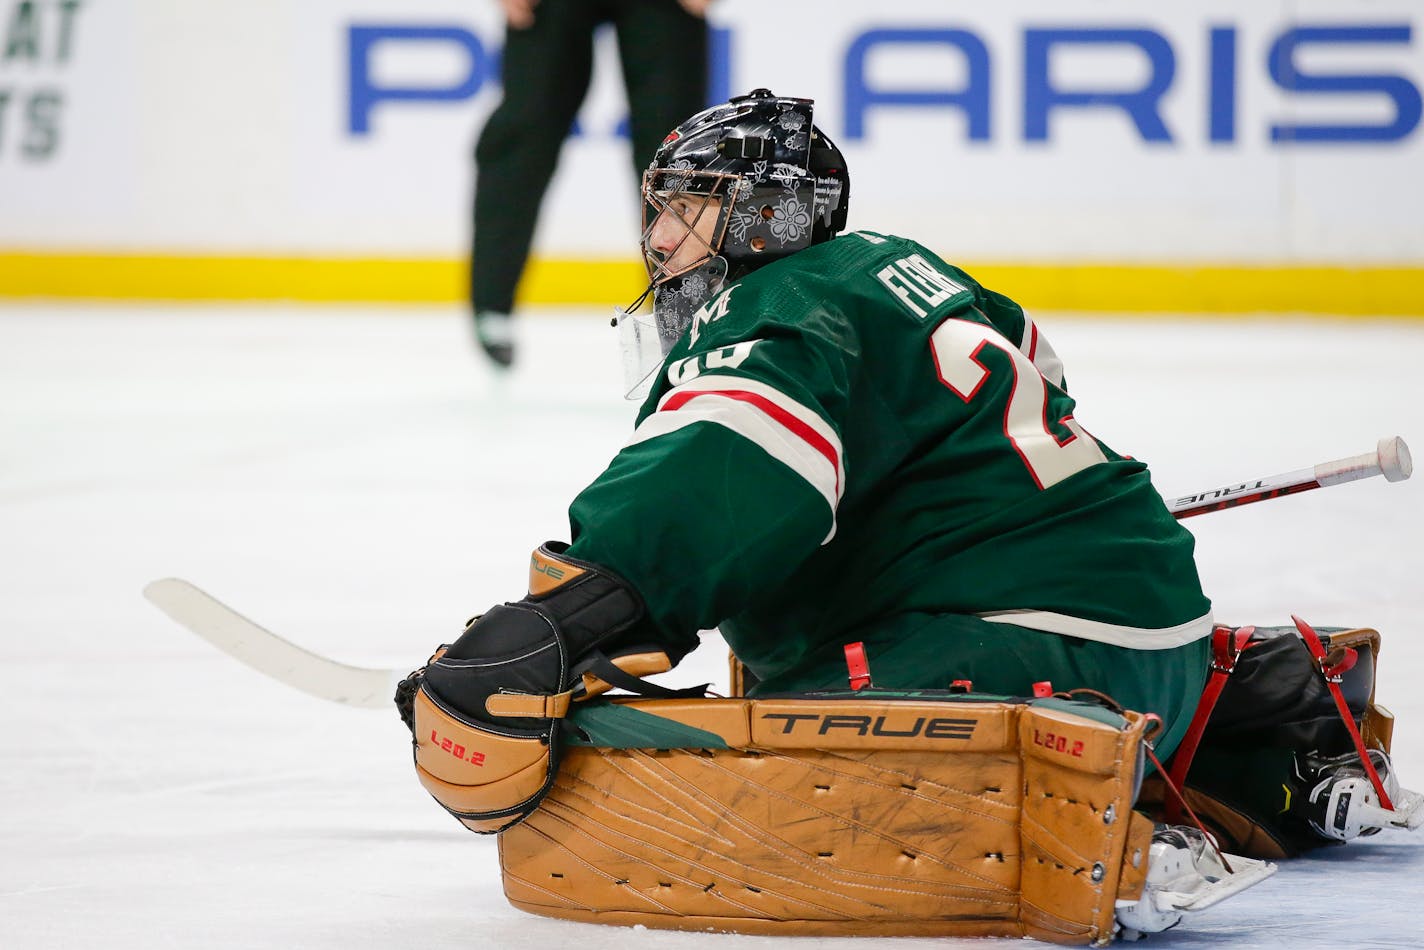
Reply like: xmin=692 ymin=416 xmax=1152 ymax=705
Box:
xmin=876 ymin=253 xmax=970 ymax=319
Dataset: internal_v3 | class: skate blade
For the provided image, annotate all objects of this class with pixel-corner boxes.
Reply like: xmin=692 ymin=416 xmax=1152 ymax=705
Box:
xmin=1160 ymin=854 xmax=1277 ymax=913
xmin=1360 ymin=786 xmax=1424 ymax=832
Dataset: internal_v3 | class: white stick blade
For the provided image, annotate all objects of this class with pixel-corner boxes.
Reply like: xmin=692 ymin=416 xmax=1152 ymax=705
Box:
xmin=143 ymin=578 xmax=403 ymax=709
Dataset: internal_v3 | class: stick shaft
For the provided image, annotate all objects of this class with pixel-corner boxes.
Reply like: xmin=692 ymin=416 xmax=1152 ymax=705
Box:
xmin=1170 ymin=472 xmax=1322 ymax=519
xmin=1168 ymin=437 xmax=1408 ymax=520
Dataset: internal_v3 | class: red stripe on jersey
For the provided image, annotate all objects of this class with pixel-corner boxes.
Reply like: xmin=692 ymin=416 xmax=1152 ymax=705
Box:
xmin=661 ymin=388 xmax=842 ymax=494
xmin=1026 ymin=321 xmax=1039 ymax=362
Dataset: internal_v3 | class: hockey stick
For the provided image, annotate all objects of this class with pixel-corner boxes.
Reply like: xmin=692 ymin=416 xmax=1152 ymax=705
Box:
xmin=143 ymin=578 xmax=404 ymax=709
xmin=1168 ymin=436 xmax=1412 ymax=520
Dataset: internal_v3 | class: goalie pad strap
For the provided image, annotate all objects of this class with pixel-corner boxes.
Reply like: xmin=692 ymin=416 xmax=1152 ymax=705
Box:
xmin=1292 ymin=615 xmax=1395 ymax=810
xmin=484 ymin=690 xmax=574 ymax=719
xmin=575 ymin=650 xmax=703 ymax=700
xmin=1165 ymin=625 xmax=1254 ymax=824
xmin=476 ymin=646 xmax=694 ymax=718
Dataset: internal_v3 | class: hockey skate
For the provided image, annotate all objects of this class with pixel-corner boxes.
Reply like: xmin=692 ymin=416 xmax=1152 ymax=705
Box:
xmin=474 ymin=311 xmax=514 ymax=368
xmin=1292 ymin=749 xmax=1424 ymax=842
xmin=1114 ymin=825 xmax=1277 ymax=940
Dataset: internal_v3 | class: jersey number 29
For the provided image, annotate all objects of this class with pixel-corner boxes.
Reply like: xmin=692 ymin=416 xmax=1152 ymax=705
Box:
xmin=930 ymin=318 xmax=1107 ymax=489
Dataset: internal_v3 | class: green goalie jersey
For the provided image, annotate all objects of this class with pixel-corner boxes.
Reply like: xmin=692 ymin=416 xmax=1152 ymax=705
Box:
xmin=565 ymin=231 xmax=1212 ymax=686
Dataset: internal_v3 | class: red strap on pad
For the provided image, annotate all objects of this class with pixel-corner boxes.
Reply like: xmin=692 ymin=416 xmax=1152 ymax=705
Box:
xmin=1292 ymin=615 xmax=1395 ymax=811
xmin=1164 ymin=625 xmax=1254 ymax=824
xmin=843 ymin=641 xmax=872 ymax=691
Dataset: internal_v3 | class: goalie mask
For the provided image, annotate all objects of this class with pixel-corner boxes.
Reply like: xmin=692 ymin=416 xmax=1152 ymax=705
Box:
xmin=616 ymin=89 xmax=850 ymax=398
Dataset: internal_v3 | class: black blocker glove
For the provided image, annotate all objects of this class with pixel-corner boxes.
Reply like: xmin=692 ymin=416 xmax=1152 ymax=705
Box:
xmin=395 ymin=542 xmax=687 ymax=833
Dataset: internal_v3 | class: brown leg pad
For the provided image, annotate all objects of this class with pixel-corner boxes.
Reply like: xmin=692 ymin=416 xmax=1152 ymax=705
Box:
xmin=498 ymin=697 xmax=1153 ymax=945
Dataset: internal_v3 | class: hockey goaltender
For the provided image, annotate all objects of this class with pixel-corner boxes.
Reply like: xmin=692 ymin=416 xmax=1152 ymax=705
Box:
xmin=394 ymin=90 xmax=1422 ymax=944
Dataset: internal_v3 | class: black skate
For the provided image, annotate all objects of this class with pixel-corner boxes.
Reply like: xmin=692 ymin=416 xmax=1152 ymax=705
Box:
xmin=1291 ymin=749 xmax=1424 ymax=842
xmin=474 ymin=311 xmax=514 ymax=368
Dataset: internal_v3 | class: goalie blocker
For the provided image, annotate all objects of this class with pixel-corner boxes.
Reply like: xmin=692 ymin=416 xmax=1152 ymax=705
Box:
xmin=394 ymin=542 xmax=695 ymax=833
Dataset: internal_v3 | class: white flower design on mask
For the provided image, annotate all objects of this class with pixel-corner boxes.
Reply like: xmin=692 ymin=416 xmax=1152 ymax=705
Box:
xmin=778 ymin=111 xmax=807 ymax=132
xmin=768 ymin=196 xmax=811 ymax=243
xmin=680 ymin=272 xmax=709 ymax=301
xmin=727 ymin=206 xmax=759 ymax=240
xmin=768 ymin=163 xmax=804 ymax=189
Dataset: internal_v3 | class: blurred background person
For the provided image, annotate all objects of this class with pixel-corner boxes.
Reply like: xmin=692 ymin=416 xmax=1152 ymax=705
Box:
xmin=471 ymin=0 xmax=713 ymax=367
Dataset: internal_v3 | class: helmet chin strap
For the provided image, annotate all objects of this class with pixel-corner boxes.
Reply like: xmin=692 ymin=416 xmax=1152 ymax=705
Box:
xmin=620 ymin=279 xmax=657 ymax=320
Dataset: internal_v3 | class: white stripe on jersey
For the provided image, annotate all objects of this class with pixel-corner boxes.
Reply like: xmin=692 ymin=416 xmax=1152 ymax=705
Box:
xmin=626 ymin=375 xmax=845 ymax=542
xmin=1020 ymin=312 xmax=1065 ymax=388
xmin=978 ymin=607 xmax=1215 ymax=649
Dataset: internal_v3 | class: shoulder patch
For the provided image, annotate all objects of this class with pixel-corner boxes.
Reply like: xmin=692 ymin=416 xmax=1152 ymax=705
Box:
xmin=688 ymin=283 xmax=740 ymax=346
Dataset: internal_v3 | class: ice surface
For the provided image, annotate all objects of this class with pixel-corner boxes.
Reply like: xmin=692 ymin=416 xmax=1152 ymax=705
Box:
xmin=2 ymin=303 xmax=1421 ymax=948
